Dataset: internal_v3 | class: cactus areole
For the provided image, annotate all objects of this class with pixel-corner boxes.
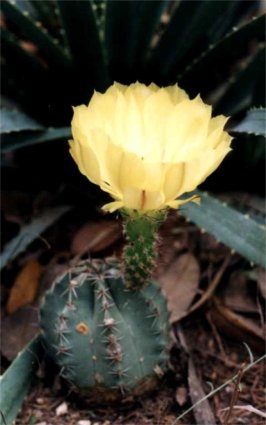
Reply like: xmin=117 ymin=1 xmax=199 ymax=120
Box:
xmin=40 ymin=259 xmax=169 ymax=397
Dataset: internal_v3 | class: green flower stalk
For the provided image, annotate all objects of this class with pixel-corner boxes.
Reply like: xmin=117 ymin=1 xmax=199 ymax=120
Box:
xmin=122 ymin=210 xmax=165 ymax=290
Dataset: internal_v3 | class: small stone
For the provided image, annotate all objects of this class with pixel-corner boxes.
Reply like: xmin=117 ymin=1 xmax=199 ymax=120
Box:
xmin=36 ymin=397 xmax=44 ymax=404
xmin=35 ymin=422 xmax=47 ymax=425
xmin=56 ymin=401 xmax=68 ymax=416
xmin=35 ymin=410 xmax=43 ymax=419
xmin=77 ymin=421 xmax=92 ymax=425
xmin=175 ymin=386 xmax=188 ymax=406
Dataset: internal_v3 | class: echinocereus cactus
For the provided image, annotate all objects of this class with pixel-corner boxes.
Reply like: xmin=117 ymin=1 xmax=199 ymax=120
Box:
xmin=39 ymin=82 xmax=232 ymax=398
xmin=40 ymin=258 xmax=169 ymax=396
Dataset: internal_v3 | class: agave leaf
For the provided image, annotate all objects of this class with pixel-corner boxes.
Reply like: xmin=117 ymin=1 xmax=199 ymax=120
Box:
xmin=8 ymin=0 xmax=37 ymax=17
xmin=134 ymin=1 xmax=167 ymax=67
xmin=180 ymin=191 xmax=266 ymax=269
xmin=240 ymin=134 xmax=266 ymax=166
xmin=147 ymin=0 xmax=234 ymax=79
xmin=1 ymin=126 xmax=71 ymax=152
xmin=0 ymin=205 xmax=72 ymax=269
xmin=1 ymin=29 xmax=51 ymax=115
xmin=1 ymin=28 xmax=46 ymax=79
xmin=28 ymin=0 xmax=66 ymax=44
xmin=0 ymin=335 xmax=43 ymax=425
xmin=1 ymin=0 xmax=70 ymax=70
xmin=105 ymin=0 xmax=167 ymax=78
xmin=0 ymin=107 xmax=43 ymax=134
xmin=57 ymin=0 xmax=109 ymax=92
xmin=179 ymin=15 xmax=265 ymax=96
xmin=105 ymin=0 xmax=138 ymax=79
xmin=206 ymin=1 xmax=255 ymax=44
xmin=229 ymin=108 xmax=266 ymax=137
xmin=214 ymin=46 xmax=265 ymax=116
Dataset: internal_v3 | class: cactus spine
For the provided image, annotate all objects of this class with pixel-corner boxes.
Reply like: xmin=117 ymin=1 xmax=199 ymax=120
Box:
xmin=40 ymin=259 xmax=169 ymax=396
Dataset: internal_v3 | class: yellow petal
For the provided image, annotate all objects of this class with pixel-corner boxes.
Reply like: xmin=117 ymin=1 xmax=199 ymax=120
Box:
xmin=102 ymin=200 xmax=124 ymax=213
xmin=166 ymin=194 xmax=200 ymax=209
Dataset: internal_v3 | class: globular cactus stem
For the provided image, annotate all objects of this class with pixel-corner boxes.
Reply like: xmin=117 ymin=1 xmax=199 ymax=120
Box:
xmin=122 ymin=210 xmax=165 ymax=290
xmin=40 ymin=258 xmax=169 ymax=398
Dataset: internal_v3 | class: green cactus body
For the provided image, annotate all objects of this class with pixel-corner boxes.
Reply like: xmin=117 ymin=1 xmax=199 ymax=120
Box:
xmin=40 ymin=259 xmax=169 ymax=397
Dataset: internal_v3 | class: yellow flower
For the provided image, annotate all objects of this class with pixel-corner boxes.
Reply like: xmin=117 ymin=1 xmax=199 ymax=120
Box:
xmin=69 ymin=82 xmax=232 ymax=213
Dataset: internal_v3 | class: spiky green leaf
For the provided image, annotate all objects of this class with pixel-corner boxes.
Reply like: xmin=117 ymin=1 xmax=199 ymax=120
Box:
xmin=0 ymin=206 xmax=72 ymax=269
xmin=179 ymin=15 xmax=265 ymax=95
xmin=0 ymin=335 xmax=43 ymax=425
xmin=1 ymin=126 xmax=71 ymax=152
xmin=57 ymin=0 xmax=109 ymax=92
xmin=0 ymin=107 xmax=43 ymax=134
xmin=180 ymin=191 xmax=266 ymax=268
xmin=214 ymin=46 xmax=265 ymax=116
xmin=29 ymin=0 xmax=66 ymax=44
xmin=105 ymin=0 xmax=167 ymax=78
xmin=1 ymin=0 xmax=70 ymax=69
xmin=147 ymin=0 xmax=235 ymax=79
xmin=229 ymin=108 xmax=266 ymax=136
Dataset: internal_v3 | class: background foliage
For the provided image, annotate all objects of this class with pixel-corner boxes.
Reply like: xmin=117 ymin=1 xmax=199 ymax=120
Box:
xmin=1 ymin=0 xmax=266 ymax=270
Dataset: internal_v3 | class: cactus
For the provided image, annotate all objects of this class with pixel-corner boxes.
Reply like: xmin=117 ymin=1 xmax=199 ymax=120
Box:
xmin=40 ymin=258 xmax=169 ymax=397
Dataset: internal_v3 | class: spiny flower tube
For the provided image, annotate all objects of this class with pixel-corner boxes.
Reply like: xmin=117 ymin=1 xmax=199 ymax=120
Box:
xmin=69 ymin=82 xmax=232 ymax=289
xmin=70 ymin=82 xmax=232 ymax=214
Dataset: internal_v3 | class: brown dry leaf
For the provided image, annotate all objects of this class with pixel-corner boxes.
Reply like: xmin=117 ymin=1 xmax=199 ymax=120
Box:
xmin=6 ymin=259 xmax=42 ymax=314
xmin=210 ymin=297 xmax=265 ymax=353
xmin=71 ymin=220 xmax=122 ymax=255
xmin=159 ymin=253 xmax=200 ymax=323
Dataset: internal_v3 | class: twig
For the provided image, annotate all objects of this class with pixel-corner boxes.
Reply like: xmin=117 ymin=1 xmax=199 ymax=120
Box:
xmin=206 ymin=310 xmax=227 ymax=358
xmin=256 ymin=289 xmax=265 ymax=330
xmin=220 ymin=404 xmax=266 ymax=419
xmin=38 ymin=235 xmax=51 ymax=249
xmin=223 ymin=362 xmax=246 ymax=425
xmin=171 ymin=353 xmax=266 ymax=425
